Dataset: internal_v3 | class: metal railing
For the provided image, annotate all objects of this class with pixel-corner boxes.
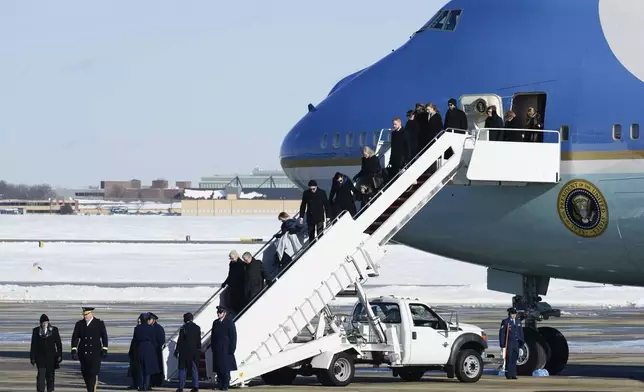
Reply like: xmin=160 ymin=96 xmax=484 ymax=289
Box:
xmin=474 ymin=127 xmax=560 ymax=143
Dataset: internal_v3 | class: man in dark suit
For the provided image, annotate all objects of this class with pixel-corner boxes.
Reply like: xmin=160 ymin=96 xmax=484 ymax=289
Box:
xmin=148 ymin=312 xmax=166 ymax=387
xmin=499 ymin=307 xmax=525 ymax=379
xmin=174 ymin=312 xmax=201 ymax=392
xmin=298 ymin=180 xmax=331 ymax=241
xmin=211 ymin=306 xmax=237 ymax=391
xmin=71 ymin=307 xmax=109 ymax=392
xmin=30 ymin=314 xmax=62 ymax=392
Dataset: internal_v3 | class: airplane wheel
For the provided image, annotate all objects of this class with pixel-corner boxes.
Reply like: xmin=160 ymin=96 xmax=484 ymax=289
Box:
xmin=538 ymin=326 xmax=569 ymax=375
xmin=517 ymin=327 xmax=548 ymax=376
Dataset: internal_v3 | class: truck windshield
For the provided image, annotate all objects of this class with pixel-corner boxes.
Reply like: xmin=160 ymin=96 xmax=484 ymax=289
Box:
xmin=352 ymin=302 xmax=401 ymax=324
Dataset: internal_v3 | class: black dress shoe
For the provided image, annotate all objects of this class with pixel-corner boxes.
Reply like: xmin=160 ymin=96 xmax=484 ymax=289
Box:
xmin=512 ymin=376 xmax=518 ymax=379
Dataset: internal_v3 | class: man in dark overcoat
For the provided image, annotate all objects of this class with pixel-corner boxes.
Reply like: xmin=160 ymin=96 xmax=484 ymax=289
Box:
xmin=241 ymin=251 xmax=271 ymax=308
xmin=499 ymin=307 xmax=525 ymax=379
xmin=174 ymin=312 xmax=201 ymax=392
xmin=30 ymin=314 xmax=62 ymax=392
xmin=148 ymin=312 xmax=166 ymax=387
xmin=211 ymin=306 xmax=237 ymax=391
xmin=71 ymin=307 xmax=109 ymax=392
xmin=298 ymin=180 xmax=331 ymax=241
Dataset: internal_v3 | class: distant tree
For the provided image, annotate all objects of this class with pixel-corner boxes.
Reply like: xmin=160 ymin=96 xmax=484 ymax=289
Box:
xmin=0 ymin=180 xmax=58 ymax=200
xmin=59 ymin=204 xmax=74 ymax=215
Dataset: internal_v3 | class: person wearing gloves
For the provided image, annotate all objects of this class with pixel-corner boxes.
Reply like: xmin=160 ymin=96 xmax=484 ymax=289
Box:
xmin=174 ymin=312 xmax=201 ymax=392
xmin=71 ymin=307 xmax=109 ymax=392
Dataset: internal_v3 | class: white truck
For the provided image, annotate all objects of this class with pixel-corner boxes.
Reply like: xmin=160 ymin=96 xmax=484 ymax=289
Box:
xmin=252 ymin=295 xmax=489 ymax=387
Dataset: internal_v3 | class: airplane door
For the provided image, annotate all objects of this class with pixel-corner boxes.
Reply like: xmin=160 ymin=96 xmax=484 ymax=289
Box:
xmin=460 ymin=94 xmax=504 ymax=140
xmin=405 ymin=303 xmax=451 ymax=365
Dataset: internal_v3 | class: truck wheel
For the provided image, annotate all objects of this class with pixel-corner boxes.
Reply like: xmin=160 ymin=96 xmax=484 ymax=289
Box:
xmin=261 ymin=367 xmax=296 ymax=385
xmin=316 ymin=352 xmax=355 ymax=387
xmin=398 ymin=367 xmax=425 ymax=381
xmin=454 ymin=349 xmax=483 ymax=383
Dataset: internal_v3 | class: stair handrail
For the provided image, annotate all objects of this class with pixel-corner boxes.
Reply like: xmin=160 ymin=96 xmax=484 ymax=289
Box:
xmin=354 ymin=128 xmax=466 ymax=219
xmin=163 ymin=212 xmax=301 ymax=347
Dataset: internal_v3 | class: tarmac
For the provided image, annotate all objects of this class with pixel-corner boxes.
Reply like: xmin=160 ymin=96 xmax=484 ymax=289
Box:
xmin=1 ymin=302 xmax=643 ymax=391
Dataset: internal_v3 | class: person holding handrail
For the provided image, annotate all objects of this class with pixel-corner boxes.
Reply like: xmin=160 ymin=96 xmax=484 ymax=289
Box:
xmin=298 ymin=180 xmax=331 ymax=242
xmin=241 ymin=251 xmax=271 ymax=308
xmin=222 ymin=250 xmax=246 ymax=315
xmin=388 ymin=117 xmax=407 ymax=178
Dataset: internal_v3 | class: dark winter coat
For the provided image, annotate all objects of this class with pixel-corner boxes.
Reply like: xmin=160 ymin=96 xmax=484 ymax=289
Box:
xmin=389 ymin=129 xmax=407 ymax=170
xmin=404 ymin=119 xmax=420 ymax=160
xmin=354 ymin=156 xmax=383 ymax=189
xmin=422 ymin=113 xmax=443 ymax=148
xmin=152 ymin=322 xmax=165 ymax=378
xmin=416 ymin=111 xmax=430 ymax=138
xmin=525 ymin=114 xmax=543 ymax=142
xmin=499 ymin=317 xmax=524 ymax=351
xmin=244 ymin=258 xmax=271 ymax=304
xmin=504 ymin=117 xmax=522 ymax=141
xmin=223 ymin=261 xmax=246 ymax=313
xmin=30 ymin=325 xmax=62 ymax=368
xmin=329 ymin=173 xmax=358 ymax=217
xmin=275 ymin=218 xmax=305 ymax=238
xmin=299 ymin=188 xmax=331 ymax=224
xmin=485 ymin=114 xmax=505 ymax=141
xmin=175 ymin=321 xmax=202 ymax=370
xmin=129 ymin=324 xmax=160 ymax=375
xmin=444 ymin=107 xmax=468 ymax=131
xmin=211 ymin=316 xmax=237 ymax=374
xmin=71 ymin=318 xmax=108 ymax=375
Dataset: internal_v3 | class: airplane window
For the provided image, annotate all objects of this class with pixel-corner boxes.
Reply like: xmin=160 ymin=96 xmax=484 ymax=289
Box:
xmin=321 ymin=133 xmax=328 ymax=149
xmin=346 ymin=132 xmax=353 ymax=148
xmin=444 ymin=10 xmax=463 ymax=31
xmin=428 ymin=10 xmax=449 ymax=30
xmin=333 ymin=133 xmax=340 ymax=148
xmin=560 ymin=125 xmax=569 ymax=142
xmin=359 ymin=132 xmax=367 ymax=147
xmin=631 ymin=124 xmax=640 ymax=140
xmin=613 ymin=124 xmax=622 ymax=140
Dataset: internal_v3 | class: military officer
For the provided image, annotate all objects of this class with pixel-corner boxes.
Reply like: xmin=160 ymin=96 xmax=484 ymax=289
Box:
xmin=211 ymin=305 xmax=237 ymax=391
xmin=71 ymin=307 xmax=109 ymax=392
xmin=499 ymin=307 xmax=524 ymax=379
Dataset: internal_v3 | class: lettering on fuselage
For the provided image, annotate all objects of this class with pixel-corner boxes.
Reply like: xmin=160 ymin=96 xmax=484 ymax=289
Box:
xmin=557 ymin=179 xmax=609 ymax=238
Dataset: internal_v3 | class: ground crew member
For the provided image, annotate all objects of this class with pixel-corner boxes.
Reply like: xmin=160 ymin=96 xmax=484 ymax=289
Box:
xmin=499 ymin=307 xmax=524 ymax=379
xmin=211 ymin=305 xmax=237 ymax=391
xmin=30 ymin=314 xmax=62 ymax=392
xmin=71 ymin=307 xmax=109 ymax=392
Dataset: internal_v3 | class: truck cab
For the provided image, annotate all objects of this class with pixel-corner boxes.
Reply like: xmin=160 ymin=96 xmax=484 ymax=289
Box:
xmin=348 ymin=296 xmax=488 ymax=382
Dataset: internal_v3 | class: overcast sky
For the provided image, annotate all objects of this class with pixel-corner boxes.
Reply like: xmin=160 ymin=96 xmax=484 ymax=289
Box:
xmin=0 ymin=0 xmax=445 ymax=188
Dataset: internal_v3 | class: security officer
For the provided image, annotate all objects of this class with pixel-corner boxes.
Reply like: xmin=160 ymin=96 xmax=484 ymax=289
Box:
xmin=71 ymin=307 xmax=109 ymax=392
xmin=499 ymin=307 xmax=524 ymax=379
xmin=148 ymin=312 xmax=166 ymax=387
xmin=211 ymin=305 xmax=237 ymax=391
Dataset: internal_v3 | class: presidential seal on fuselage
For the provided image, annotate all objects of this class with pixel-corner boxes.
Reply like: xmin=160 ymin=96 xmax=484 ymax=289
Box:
xmin=557 ymin=179 xmax=608 ymax=238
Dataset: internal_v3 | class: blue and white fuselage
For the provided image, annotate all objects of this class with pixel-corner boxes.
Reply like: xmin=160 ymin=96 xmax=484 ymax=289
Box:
xmin=280 ymin=0 xmax=644 ymax=288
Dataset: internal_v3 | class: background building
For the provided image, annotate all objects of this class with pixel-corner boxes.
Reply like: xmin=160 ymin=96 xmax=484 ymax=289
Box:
xmin=198 ymin=167 xmax=300 ymax=200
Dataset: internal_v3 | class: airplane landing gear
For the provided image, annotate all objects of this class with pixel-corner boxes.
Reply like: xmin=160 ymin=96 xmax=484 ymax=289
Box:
xmin=511 ymin=276 xmax=569 ymax=376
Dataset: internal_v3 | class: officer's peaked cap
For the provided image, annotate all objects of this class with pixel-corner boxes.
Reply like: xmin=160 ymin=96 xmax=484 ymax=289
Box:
xmin=507 ymin=307 xmax=517 ymax=314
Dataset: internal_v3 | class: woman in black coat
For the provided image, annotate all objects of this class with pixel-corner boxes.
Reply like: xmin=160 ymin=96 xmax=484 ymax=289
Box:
xmin=423 ymin=104 xmax=444 ymax=149
xmin=222 ymin=250 xmax=246 ymax=315
xmin=30 ymin=314 xmax=62 ymax=392
xmin=329 ymin=172 xmax=359 ymax=217
xmin=353 ymin=146 xmax=383 ymax=191
xmin=129 ymin=313 xmax=160 ymax=391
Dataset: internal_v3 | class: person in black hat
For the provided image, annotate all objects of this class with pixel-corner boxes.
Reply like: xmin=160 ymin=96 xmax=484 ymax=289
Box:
xmin=30 ymin=314 xmax=62 ymax=392
xmin=444 ymin=98 xmax=468 ymax=131
xmin=211 ymin=306 xmax=237 ymax=391
xmin=298 ymin=179 xmax=331 ymax=241
xmin=499 ymin=307 xmax=524 ymax=379
xmin=174 ymin=312 xmax=201 ymax=392
xmin=147 ymin=312 xmax=166 ymax=387
xmin=71 ymin=307 xmax=109 ymax=392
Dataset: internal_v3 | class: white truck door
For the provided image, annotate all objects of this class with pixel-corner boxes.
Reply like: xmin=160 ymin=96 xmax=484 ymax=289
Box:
xmin=405 ymin=303 xmax=451 ymax=365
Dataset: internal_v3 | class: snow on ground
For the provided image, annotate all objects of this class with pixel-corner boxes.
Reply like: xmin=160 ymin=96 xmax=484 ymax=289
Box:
xmin=1 ymin=215 xmax=644 ymax=305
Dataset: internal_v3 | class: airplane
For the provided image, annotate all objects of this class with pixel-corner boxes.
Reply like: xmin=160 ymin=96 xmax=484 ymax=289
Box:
xmin=279 ymin=0 xmax=644 ymax=377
